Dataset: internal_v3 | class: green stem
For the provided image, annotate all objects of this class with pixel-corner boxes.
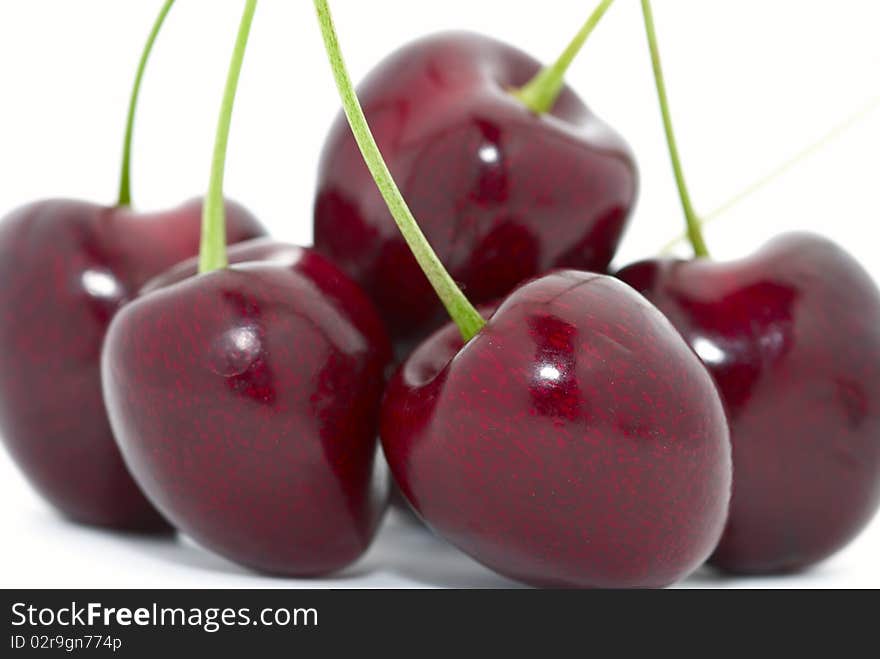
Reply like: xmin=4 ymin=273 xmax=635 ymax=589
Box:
xmin=117 ymin=0 xmax=176 ymax=208
xmin=641 ymin=0 xmax=709 ymax=258
xmin=512 ymin=0 xmax=615 ymax=114
xmin=313 ymin=0 xmax=485 ymax=342
xmin=659 ymin=94 xmax=880 ymax=254
xmin=198 ymin=0 xmax=257 ymax=275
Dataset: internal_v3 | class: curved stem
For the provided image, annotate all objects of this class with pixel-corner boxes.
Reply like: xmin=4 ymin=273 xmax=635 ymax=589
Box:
xmin=659 ymin=94 xmax=880 ymax=254
xmin=641 ymin=0 xmax=709 ymax=258
xmin=117 ymin=0 xmax=176 ymax=208
xmin=512 ymin=0 xmax=615 ymax=114
xmin=313 ymin=0 xmax=485 ymax=342
xmin=198 ymin=0 xmax=257 ymax=274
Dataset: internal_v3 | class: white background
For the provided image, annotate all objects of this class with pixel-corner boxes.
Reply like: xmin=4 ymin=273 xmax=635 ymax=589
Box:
xmin=1 ymin=0 xmax=879 ymax=588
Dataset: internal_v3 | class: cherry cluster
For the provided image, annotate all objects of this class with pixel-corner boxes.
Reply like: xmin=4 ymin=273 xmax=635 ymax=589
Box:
xmin=1 ymin=0 xmax=878 ymax=588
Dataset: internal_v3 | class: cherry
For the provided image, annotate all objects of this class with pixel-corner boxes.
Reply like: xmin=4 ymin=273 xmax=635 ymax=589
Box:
xmin=0 ymin=1 xmax=265 ymax=531
xmin=0 ymin=198 xmax=264 ymax=530
xmin=315 ymin=0 xmax=731 ymax=587
xmin=382 ymin=272 xmax=732 ymax=587
xmin=618 ymin=237 xmax=880 ymax=573
xmin=617 ymin=0 xmax=880 ymax=573
xmin=314 ymin=0 xmax=637 ymax=356
xmin=104 ymin=244 xmax=391 ymax=573
xmin=103 ymin=1 xmax=391 ymax=575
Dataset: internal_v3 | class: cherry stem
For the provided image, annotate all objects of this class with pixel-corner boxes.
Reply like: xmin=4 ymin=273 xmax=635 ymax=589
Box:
xmin=199 ymin=0 xmax=257 ymax=275
xmin=116 ymin=0 xmax=176 ymax=208
xmin=313 ymin=0 xmax=486 ymax=342
xmin=513 ymin=0 xmax=615 ymax=114
xmin=659 ymin=94 xmax=880 ymax=254
xmin=641 ymin=0 xmax=710 ymax=258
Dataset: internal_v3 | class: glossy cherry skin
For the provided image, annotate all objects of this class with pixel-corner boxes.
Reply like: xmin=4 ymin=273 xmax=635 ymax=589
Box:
xmin=315 ymin=32 xmax=638 ymax=356
xmin=381 ymin=271 xmax=731 ymax=588
xmin=103 ymin=244 xmax=392 ymax=575
xmin=617 ymin=233 xmax=880 ymax=573
xmin=0 ymin=198 xmax=266 ymax=531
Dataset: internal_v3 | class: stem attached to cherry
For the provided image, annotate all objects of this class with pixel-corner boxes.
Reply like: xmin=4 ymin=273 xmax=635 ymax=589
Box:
xmin=641 ymin=0 xmax=710 ymax=258
xmin=117 ymin=0 xmax=176 ymax=208
xmin=513 ymin=0 xmax=615 ymax=114
xmin=199 ymin=0 xmax=257 ymax=275
xmin=659 ymin=94 xmax=880 ymax=254
xmin=313 ymin=0 xmax=486 ymax=342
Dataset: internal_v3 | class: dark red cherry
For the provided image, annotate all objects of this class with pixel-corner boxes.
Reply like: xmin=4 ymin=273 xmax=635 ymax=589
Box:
xmin=0 ymin=197 xmax=266 ymax=531
xmin=617 ymin=233 xmax=880 ymax=573
xmin=102 ymin=242 xmax=392 ymax=574
xmin=381 ymin=270 xmax=731 ymax=588
xmin=315 ymin=32 xmax=638 ymax=355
